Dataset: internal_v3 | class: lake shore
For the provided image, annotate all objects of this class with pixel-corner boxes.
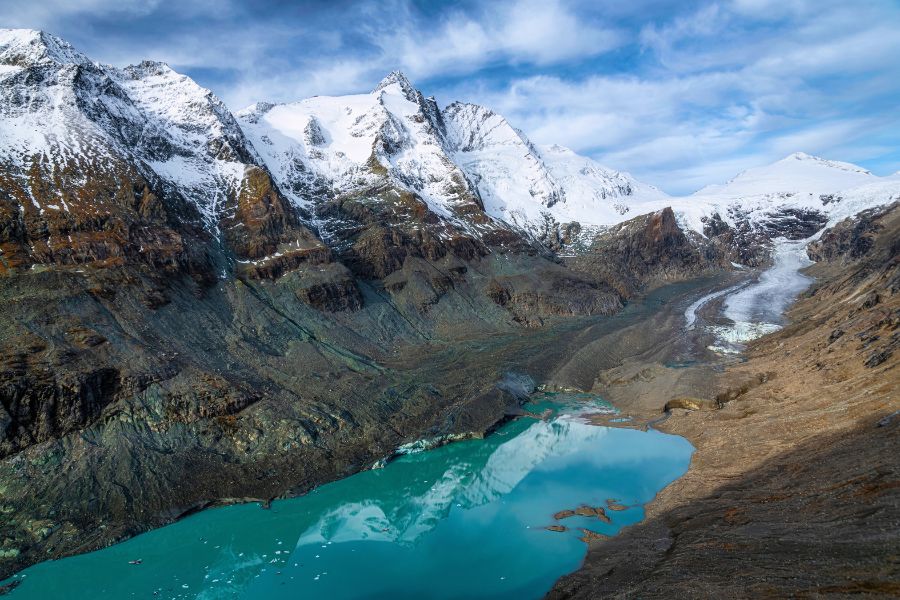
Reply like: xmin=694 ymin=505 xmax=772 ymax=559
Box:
xmin=0 ymin=272 xmax=737 ymax=585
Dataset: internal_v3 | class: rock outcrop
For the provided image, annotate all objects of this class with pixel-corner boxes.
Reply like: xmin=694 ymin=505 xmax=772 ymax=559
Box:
xmin=1 ymin=29 xmax=898 ymax=586
xmin=807 ymin=201 xmax=898 ymax=264
xmin=569 ymin=208 xmax=708 ymax=298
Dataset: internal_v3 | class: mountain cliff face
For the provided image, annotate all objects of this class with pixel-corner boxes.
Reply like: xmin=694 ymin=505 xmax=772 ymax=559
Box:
xmin=0 ymin=28 xmax=898 ymax=581
xmin=0 ymin=29 xmax=333 ymax=298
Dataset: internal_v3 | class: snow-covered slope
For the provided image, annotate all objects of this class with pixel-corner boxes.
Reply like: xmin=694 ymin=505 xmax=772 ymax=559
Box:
xmin=696 ymin=152 xmax=874 ymax=198
xmin=239 ymin=74 xmax=672 ymax=242
xmin=107 ymin=61 xmax=260 ymax=224
xmin=2 ymin=29 xmax=897 ymax=259
xmin=237 ymin=72 xmax=481 ymax=224
xmin=0 ymin=29 xmax=261 ymax=227
xmin=661 ymin=152 xmax=898 ymax=236
xmin=539 ymin=144 xmax=670 ymax=220
xmin=442 ymin=102 xmax=564 ymax=227
xmin=442 ymin=102 xmax=668 ymax=236
xmin=0 ymin=30 xmax=136 ymax=177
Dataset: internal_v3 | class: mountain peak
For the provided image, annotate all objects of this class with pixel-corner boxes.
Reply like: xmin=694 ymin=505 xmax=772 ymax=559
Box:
xmin=543 ymin=144 xmax=575 ymax=156
xmin=695 ymin=152 xmax=875 ymax=198
xmin=779 ymin=152 xmax=871 ymax=175
xmin=372 ymin=71 xmax=418 ymax=101
xmin=0 ymin=28 xmax=90 ymax=67
xmin=120 ymin=60 xmax=177 ymax=77
xmin=784 ymin=151 xmax=817 ymax=161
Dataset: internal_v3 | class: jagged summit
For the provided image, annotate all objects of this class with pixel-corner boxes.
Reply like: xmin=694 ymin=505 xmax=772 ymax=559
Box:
xmin=238 ymin=67 xmax=482 ymax=223
xmin=0 ymin=31 xmax=274 ymax=231
xmin=118 ymin=59 xmax=178 ymax=77
xmin=0 ymin=28 xmax=90 ymax=67
xmin=236 ymin=101 xmax=276 ymax=124
xmin=2 ymin=28 xmax=897 ymax=257
xmin=372 ymin=70 xmax=418 ymax=99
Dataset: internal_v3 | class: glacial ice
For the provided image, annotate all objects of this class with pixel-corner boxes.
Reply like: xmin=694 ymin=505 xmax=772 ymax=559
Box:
xmin=708 ymin=238 xmax=814 ymax=353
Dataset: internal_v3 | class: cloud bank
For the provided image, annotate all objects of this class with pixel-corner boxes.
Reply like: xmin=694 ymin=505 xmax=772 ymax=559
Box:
xmin=3 ymin=0 xmax=898 ymax=193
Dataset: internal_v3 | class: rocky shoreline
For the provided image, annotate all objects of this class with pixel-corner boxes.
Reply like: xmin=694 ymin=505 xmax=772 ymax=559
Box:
xmin=0 ymin=265 xmax=735 ymax=583
xmin=550 ymin=204 xmax=900 ymax=597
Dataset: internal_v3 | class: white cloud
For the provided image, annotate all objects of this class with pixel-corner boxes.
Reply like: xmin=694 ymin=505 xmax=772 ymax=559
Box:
xmin=5 ymin=0 xmax=898 ymax=192
xmin=0 ymin=0 xmax=233 ymax=27
xmin=372 ymin=0 xmax=623 ymax=77
xmin=228 ymin=0 xmax=624 ymax=105
xmin=439 ymin=0 xmax=900 ymax=193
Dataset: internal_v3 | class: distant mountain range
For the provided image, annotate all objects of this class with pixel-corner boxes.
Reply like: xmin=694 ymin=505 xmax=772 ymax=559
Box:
xmin=4 ymin=28 xmax=896 ymax=268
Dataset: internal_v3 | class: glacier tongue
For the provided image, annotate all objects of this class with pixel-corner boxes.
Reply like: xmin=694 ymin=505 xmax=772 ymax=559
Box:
xmin=708 ymin=238 xmax=815 ymax=353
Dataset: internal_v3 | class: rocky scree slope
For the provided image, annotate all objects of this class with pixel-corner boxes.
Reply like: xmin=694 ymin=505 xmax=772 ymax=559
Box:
xmin=0 ymin=30 xmax=695 ymax=578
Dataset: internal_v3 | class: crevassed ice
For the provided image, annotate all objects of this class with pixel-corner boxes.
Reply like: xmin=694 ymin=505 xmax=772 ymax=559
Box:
xmin=707 ymin=238 xmax=813 ymax=353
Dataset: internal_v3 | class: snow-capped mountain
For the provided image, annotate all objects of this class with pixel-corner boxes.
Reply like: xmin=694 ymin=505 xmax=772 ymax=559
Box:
xmin=0 ymin=28 xmax=332 ymax=285
xmin=0 ymin=29 xmax=263 ymax=227
xmin=236 ymin=69 xmax=899 ymax=254
xmin=237 ymin=72 xmax=483 ymax=225
xmin=2 ymin=28 xmax=897 ymax=271
xmin=106 ymin=60 xmax=261 ymax=225
xmin=237 ymin=72 xmax=670 ymax=245
xmin=696 ymin=152 xmax=874 ymax=199
xmin=442 ymin=102 xmax=668 ymax=236
xmin=657 ymin=152 xmax=900 ymax=239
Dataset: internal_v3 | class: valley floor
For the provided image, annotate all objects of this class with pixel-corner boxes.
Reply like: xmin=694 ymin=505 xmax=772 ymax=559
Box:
xmin=550 ymin=210 xmax=900 ymax=597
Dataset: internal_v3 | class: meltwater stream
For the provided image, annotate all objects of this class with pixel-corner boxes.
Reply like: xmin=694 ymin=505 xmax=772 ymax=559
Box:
xmin=3 ymin=393 xmax=693 ymax=600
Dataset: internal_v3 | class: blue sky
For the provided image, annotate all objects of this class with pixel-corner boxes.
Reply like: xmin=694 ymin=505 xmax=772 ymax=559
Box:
xmin=3 ymin=0 xmax=899 ymax=194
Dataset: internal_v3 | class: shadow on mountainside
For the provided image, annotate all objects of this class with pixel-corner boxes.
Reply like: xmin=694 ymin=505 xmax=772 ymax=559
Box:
xmin=550 ymin=414 xmax=900 ymax=598
xmin=551 ymin=202 xmax=900 ymax=599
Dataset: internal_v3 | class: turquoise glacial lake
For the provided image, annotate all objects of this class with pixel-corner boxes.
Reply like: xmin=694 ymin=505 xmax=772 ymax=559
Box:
xmin=3 ymin=393 xmax=693 ymax=599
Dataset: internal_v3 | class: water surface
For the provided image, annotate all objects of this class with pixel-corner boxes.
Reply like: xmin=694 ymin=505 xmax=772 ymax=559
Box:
xmin=4 ymin=393 xmax=693 ymax=599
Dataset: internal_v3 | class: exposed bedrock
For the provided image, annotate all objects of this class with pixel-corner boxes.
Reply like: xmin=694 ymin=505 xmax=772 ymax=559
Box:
xmin=807 ymin=201 xmax=899 ymax=265
xmin=697 ymin=206 xmax=830 ymax=267
xmin=2 ymin=29 xmax=898 ymax=589
xmin=0 ymin=197 xmax=727 ymax=579
xmin=569 ymin=207 xmax=710 ymax=298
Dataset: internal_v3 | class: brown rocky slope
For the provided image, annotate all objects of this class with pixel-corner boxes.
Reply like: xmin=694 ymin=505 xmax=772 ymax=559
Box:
xmin=0 ymin=115 xmax=729 ymax=585
xmin=550 ymin=204 xmax=900 ymax=597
